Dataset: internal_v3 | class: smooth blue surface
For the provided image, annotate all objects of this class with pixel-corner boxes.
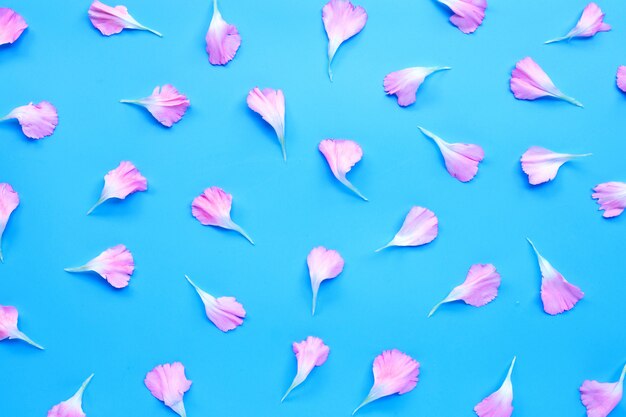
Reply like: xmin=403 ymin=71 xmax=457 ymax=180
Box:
xmin=1 ymin=0 xmax=625 ymax=416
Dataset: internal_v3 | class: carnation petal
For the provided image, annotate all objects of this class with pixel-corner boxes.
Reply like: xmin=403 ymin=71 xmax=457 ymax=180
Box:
xmin=282 ymin=336 xmax=330 ymax=402
xmin=0 ymin=183 xmax=19 ymax=263
xmin=88 ymin=0 xmax=161 ymax=37
xmin=88 ymin=161 xmax=147 ymax=214
xmin=474 ymin=357 xmax=516 ymax=417
xmin=580 ymin=364 xmax=626 ymax=417
xmin=319 ymin=139 xmax=367 ymax=200
xmin=206 ymin=0 xmax=241 ymax=65
xmin=145 ymin=362 xmax=192 ymax=417
xmin=65 ymin=244 xmax=135 ymax=289
xmin=377 ymin=206 xmax=438 ymax=252
xmin=0 ymin=305 xmax=43 ymax=349
xmin=592 ymin=181 xmax=626 ymax=218
xmin=307 ymin=246 xmax=345 ymax=315
xmin=247 ymin=87 xmax=286 ymax=160
xmin=510 ymin=57 xmax=582 ymax=107
xmin=437 ymin=0 xmax=487 ymax=34
xmin=384 ymin=66 xmax=450 ymax=107
xmin=545 ymin=2 xmax=611 ymax=44
xmin=47 ymin=374 xmax=94 ymax=417
xmin=1 ymin=101 xmax=58 ymax=139
xmin=185 ymin=275 xmax=245 ymax=332
xmin=120 ymin=85 xmax=189 ymax=127
xmin=521 ymin=146 xmax=591 ymax=185
xmin=0 ymin=8 xmax=27 ymax=45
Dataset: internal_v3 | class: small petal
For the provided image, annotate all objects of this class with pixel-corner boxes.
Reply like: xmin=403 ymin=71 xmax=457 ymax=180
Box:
xmin=418 ymin=126 xmax=484 ymax=182
xmin=527 ymin=239 xmax=584 ymax=315
xmin=521 ymin=146 xmax=591 ymax=185
xmin=429 ymin=263 xmax=501 ymax=317
xmin=185 ymin=275 xmax=245 ymax=332
xmin=319 ymin=139 xmax=367 ymax=200
xmin=191 ymin=186 xmax=254 ymax=244
xmin=353 ymin=349 xmax=419 ymax=415
xmin=88 ymin=161 xmax=147 ymax=214
xmin=206 ymin=0 xmax=240 ymax=65
xmin=282 ymin=336 xmax=330 ymax=402
xmin=384 ymin=66 xmax=450 ymax=107
xmin=0 ymin=305 xmax=43 ymax=349
xmin=47 ymin=374 xmax=94 ymax=417
xmin=510 ymin=57 xmax=582 ymax=107
xmin=545 ymin=3 xmax=611 ymax=44
xmin=0 ymin=183 xmax=19 ymax=263
xmin=65 ymin=244 xmax=134 ymax=289
xmin=437 ymin=0 xmax=487 ymax=34
xmin=616 ymin=66 xmax=626 ymax=93
xmin=580 ymin=364 xmax=626 ymax=417
xmin=1 ymin=101 xmax=58 ymax=139
xmin=121 ymin=85 xmax=189 ymax=127
xmin=322 ymin=0 xmax=367 ymax=81
xmin=0 ymin=8 xmax=27 ymax=45
xmin=377 ymin=206 xmax=438 ymax=252
xmin=145 ymin=362 xmax=192 ymax=417
xmin=307 ymin=246 xmax=345 ymax=315
xmin=475 ymin=357 xmax=516 ymax=417
xmin=88 ymin=0 xmax=161 ymax=37
xmin=593 ymin=182 xmax=626 ymax=218
xmin=247 ymin=87 xmax=286 ymax=160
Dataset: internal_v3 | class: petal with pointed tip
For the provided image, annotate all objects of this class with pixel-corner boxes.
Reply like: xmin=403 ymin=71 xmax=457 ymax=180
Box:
xmin=191 ymin=187 xmax=254 ymax=244
xmin=384 ymin=66 xmax=450 ymax=107
xmin=185 ymin=275 xmax=245 ymax=332
xmin=1 ymin=101 xmax=58 ymax=139
xmin=247 ymin=87 xmax=286 ymax=160
xmin=377 ymin=206 xmax=438 ymax=251
xmin=145 ymin=362 xmax=192 ymax=417
xmin=592 ymin=182 xmax=626 ymax=218
xmin=65 ymin=244 xmax=134 ymax=289
xmin=580 ymin=364 xmax=626 ymax=417
xmin=510 ymin=57 xmax=582 ymax=107
xmin=474 ymin=357 xmax=516 ymax=417
xmin=322 ymin=0 xmax=367 ymax=80
xmin=521 ymin=146 xmax=591 ymax=185
xmin=282 ymin=336 xmax=329 ymax=402
xmin=206 ymin=0 xmax=240 ymax=65
xmin=307 ymin=247 xmax=344 ymax=315
xmin=88 ymin=0 xmax=161 ymax=36
xmin=319 ymin=139 xmax=367 ymax=200
xmin=545 ymin=2 xmax=610 ymax=44
xmin=437 ymin=0 xmax=487 ymax=34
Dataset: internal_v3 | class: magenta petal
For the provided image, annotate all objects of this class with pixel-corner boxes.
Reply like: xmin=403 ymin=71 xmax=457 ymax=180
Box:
xmin=475 ymin=357 xmax=516 ymax=417
xmin=307 ymin=246 xmax=345 ymax=315
xmin=545 ymin=2 xmax=611 ymax=44
xmin=580 ymin=365 xmax=625 ymax=417
xmin=593 ymin=182 xmax=626 ymax=218
xmin=521 ymin=146 xmax=591 ymax=185
xmin=65 ymin=244 xmax=134 ymax=289
xmin=282 ymin=336 xmax=330 ymax=402
xmin=145 ymin=362 xmax=192 ymax=417
xmin=1 ymin=101 xmax=58 ymax=139
xmin=510 ymin=57 xmax=582 ymax=106
xmin=437 ymin=0 xmax=487 ymax=34
xmin=206 ymin=0 xmax=241 ymax=65
xmin=0 ymin=304 xmax=43 ymax=349
xmin=185 ymin=275 xmax=246 ymax=332
xmin=384 ymin=66 xmax=450 ymax=107
xmin=0 ymin=183 xmax=19 ymax=263
xmin=121 ymin=85 xmax=189 ymax=127
xmin=319 ymin=139 xmax=367 ymax=200
xmin=88 ymin=0 xmax=161 ymax=37
xmin=378 ymin=206 xmax=438 ymax=251
xmin=247 ymin=87 xmax=286 ymax=160
xmin=0 ymin=8 xmax=27 ymax=45
xmin=617 ymin=66 xmax=626 ymax=93
xmin=47 ymin=374 xmax=94 ymax=417
xmin=88 ymin=161 xmax=147 ymax=214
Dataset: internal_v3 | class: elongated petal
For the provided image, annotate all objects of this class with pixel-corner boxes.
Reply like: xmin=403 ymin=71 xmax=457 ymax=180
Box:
xmin=1 ymin=101 xmax=58 ymax=139
xmin=545 ymin=3 xmax=610 ymax=44
xmin=145 ymin=362 xmax=192 ymax=417
xmin=65 ymin=244 xmax=134 ymax=289
xmin=0 ymin=305 xmax=43 ymax=349
xmin=307 ymin=246 xmax=344 ymax=315
xmin=377 ymin=206 xmax=438 ymax=251
xmin=319 ymin=139 xmax=367 ymax=200
xmin=0 ymin=8 xmax=27 ymax=45
xmin=475 ymin=357 xmax=516 ymax=417
xmin=384 ymin=66 xmax=450 ymax=107
xmin=206 ymin=0 xmax=240 ymax=65
xmin=437 ymin=0 xmax=487 ymax=34
xmin=47 ymin=374 xmax=94 ymax=417
xmin=592 ymin=182 xmax=626 ymax=218
xmin=247 ymin=87 xmax=286 ymax=160
xmin=185 ymin=275 xmax=245 ymax=332
xmin=617 ymin=66 xmax=626 ymax=93
xmin=88 ymin=161 xmax=147 ymax=214
xmin=0 ymin=183 xmax=19 ymax=263
xmin=282 ymin=336 xmax=330 ymax=402
xmin=121 ymin=85 xmax=189 ymax=127
xmin=510 ymin=57 xmax=582 ymax=106
xmin=580 ymin=365 xmax=625 ymax=417
xmin=88 ymin=0 xmax=161 ymax=36
xmin=521 ymin=146 xmax=591 ymax=185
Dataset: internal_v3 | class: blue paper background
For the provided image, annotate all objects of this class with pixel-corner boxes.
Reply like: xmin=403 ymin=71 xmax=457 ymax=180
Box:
xmin=1 ymin=0 xmax=625 ymax=416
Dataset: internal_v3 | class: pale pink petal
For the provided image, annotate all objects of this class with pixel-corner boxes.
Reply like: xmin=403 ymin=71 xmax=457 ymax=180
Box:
xmin=191 ymin=186 xmax=254 ymax=244
xmin=545 ymin=3 xmax=611 ymax=44
xmin=528 ymin=239 xmax=583 ymax=315
xmin=0 ymin=305 xmax=43 ymax=349
xmin=521 ymin=146 xmax=591 ymax=185
xmin=185 ymin=275 xmax=245 ymax=332
xmin=88 ymin=161 xmax=147 ymax=214
xmin=322 ymin=0 xmax=367 ymax=81
xmin=47 ymin=374 xmax=94 ymax=417
xmin=319 ymin=139 xmax=367 ymax=200
xmin=418 ymin=126 xmax=484 ymax=182
xmin=384 ymin=66 xmax=451 ymax=107
xmin=121 ymin=85 xmax=189 ymax=127
xmin=206 ymin=0 xmax=240 ymax=65
xmin=580 ymin=365 xmax=626 ymax=417
xmin=510 ymin=57 xmax=582 ymax=107
xmin=616 ymin=66 xmax=626 ymax=93
xmin=1 ymin=101 xmax=58 ymax=139
xmin=88 ymin=0 xmax=161 ymax=37
xmin=0 ymin=183 xmax=19 ymax=263
xmin=429 ymin=263 xmax=501 ymax=317
xmin=377 ymin=206 xmax=438 ymax=252
xmin=65 ymin=244 xmax=134 ymax=289
xmin=0 ymin=8 xmax=27 ymax=45
xmin=145 ymin=362 xmax=192 ymax=417
xmin=593 ymin=182 xmax=626 ymax=218
xmin=475 ymin=357 xmax=516 ymax=417
xmin=307 ymin=246 xmax=345 ymax=315
xmin=247 ymin=87 xmax=286 ymax=160
xmin=282 ymin=336 xmax=330 ymax=402
xmin=437 ymin=0 xmax=487 ymax=34
xmin=353 ymin=349 xmax=419 ymax=415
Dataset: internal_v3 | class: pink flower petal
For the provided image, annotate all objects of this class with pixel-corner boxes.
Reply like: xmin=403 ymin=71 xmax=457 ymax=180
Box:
xmin=191 ymin=186 xmax=254 ymax=244
xmin=145 ymin=362 xmax=192 ymax=417
xmin=0 ymin=304 xmax=43 ymax=349
xmin=185 ymin=275 xmax=245 ymax=332
xmin=521 ymin=146 xmax=591 ymax=185
xmin=437 ymin=0 xmax=487 ymax=34
xmin=429 ymin=263 xmax=501 ymax=317
xmin=282 ymin=336 xmax=330 ymax=402
xmin=1 ymin=101 xmax=58 ymax=139
xmin=510 ymin=57 xmax=582 ymax=107
xmin=0 ymin=183 xmax=19 ymax=263
xmin=377 ymin=206 xmax=438 ymax=252
xmin=88 ymin=161 xmax=147 ymax=215
xmin=593 ymin=182 xmax=626 ymax=218
xmin=545 ymin=2 xmax=611 ymax=44
xmin=528 ymin=239 xmax=584 ymax=315
xmin=65 ymin=244 xmax=135 ymax=289
xmin=322 ymin=0 xmax=367 ymax=81
xmin=353 ymin=349 xmax=419 ymax=415
xmin=88 ymin=0 xmax=161 ymax=37
xmin=121 ymin=85 xmax=189 ymax=127
xmin=0 ymin=8 xmax=27 ymax=45
xmin=47 ymin=374 xmax=94 ymax=417
xmin=206 ymin=0 xmax=241 ymax=65
xmin=475 ymin=357 xmax=516 ymax=417
xmin=319 ymin=139 xmax=367 ymax=200
xmin=617 ymin=66 xmax=626 ymax=93
xmin=307 ymin=246 xmax=345 ymax=315
xmin=580 ymin=365 xmax=626 ymax=417
xmin=418 ymin=126 xmax=484 ymax=182
xmin=247 ymin=87 xmax=286 ymax=160
xmin=384 ymin=66 xmax=451 ymax=107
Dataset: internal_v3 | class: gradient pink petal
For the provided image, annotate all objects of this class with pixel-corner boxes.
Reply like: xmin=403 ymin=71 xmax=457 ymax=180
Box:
xmin=0 ymin=305 xmax=43 ymax=349
xmin=145 ymin=362 xmax=192 ymax=417
xmin=510 ymin=57 xmax=582 ymax=106
xmin=191 ymin=186 xmax=253 ymax=244
xmin=0 ymin=183 xmax=19 ymax=263
xmin=88 ymin=161 xmax=147 ymax=214
xmin=282 ymin=336 xmax=330 ymax=401
xmin=65 ymin=244 xmax=134 ymax=289
xmin=307 ymin=246 xmax=345 ymax=315
xmin=47 ymin=375 xmax=93 ymax=417
xmin=319 ymin=139 xmax=367 ymax=200
xmin=88 ymin=0 xmax=161 ymax=36
xmin=247 ymin=87 xmax=286 ymax=160
xmin=322 ymin=0 xmax=367 ymax=80
xmin=580 ymin=365 xmax=625 ymax=417
xmin=206 ymin=0 xmax=240 ymax=65
xmin=1 ymin=101 xmax=58 ymax=139
xmin=546 ymin=3 xmax=610 ymax=44
xmin=186 ymin=275 xmax=246 ymax=332
xmin=438 ymin=0 xmax=487 ymax=34
xmin=121 ymin=85 xmax=189 ymax=127
xmin=378 ymin=206 xmax=438 ymax=251
xmin=475 ymin=357 xmax=516 ymax=417
xmin=0 ymin=8 xmax=27 ymax=45
xmin=593 ymin=182 xmax=626 ymax=218
xmin=521 ymin=146 xmax=591 ymax=185
xmin=384 ymin=67 xmax=450 ymax=107
xmin=617 ymin=66 xmax=626 ymax=93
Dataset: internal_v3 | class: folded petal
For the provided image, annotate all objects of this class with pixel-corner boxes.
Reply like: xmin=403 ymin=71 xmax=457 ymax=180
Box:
xmin=206 ymin=0 xmax=240 ymax=65
xmin=121 ymin=85 xmax=189 ymax=127
xmin=510 ymin=57 xmax=582 ymax=107
xmin=0 ymin=305 xmax=43 ymax=349
xmin=185 ymin=275 xmax=245 ymax=332
xmin=353 ymin=349 xmax=419 ymax=415
xmin=319 ymin=139 xmax=367 ymax=200
xmin=580 ymin=364 xmax=625 ymax=417
xmin=617 ymin=66 xmax=626 ymax=93
xmin=88 ymin=161 xmax=147 ymax=214
xmin=545 ymin=3 xmax=611 ymax=44
xmin=521 ymin=146 xmax=591 ymax=185
xmin=528 ymin=239 xmax=584 ymax=315
xmin=247 ymin=87 xmax=286 ymax=160
xmin=88 ymin=0 xmax=161 ymax=36
xmin=282 ymin=336 xmax=330 ymax=402
xmin=0 ymin=183 xmax=19 ymax=263
xmin=384 ymin=66 xmax=450 ymax=107
xmin=65 ymin=244 xmax=134 ymax=289
xmin=47 ymin=374 xmax=94 ymax=417
xmin=437 ymin=0 xmax=487 ymax=34
xmin=0 ymin=8 xmax=27 ymax=45
xmin=377 ymin=206 xmax=438 ymax=252
xmin=145 ymin=362 xmax=192 ymax=417
xmin=307 ymin=246 xmax=345 ymax=315
xmin=1 ymin=101 xmax=58 ymax=139
xmin=322 ymin=0 xmax=367 ymax=81
xmin=475 ymin=357 xmax=516 ymax=417
xmin=593 ymin=182 xmax=626 ymax=218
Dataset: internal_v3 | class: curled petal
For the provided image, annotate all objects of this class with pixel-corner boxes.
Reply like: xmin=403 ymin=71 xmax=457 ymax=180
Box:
xmin=88 ymin=0 xmax=161 ymax=36
xmin=510 ymin=57 xmax=582 ymax=107
xmin=247 ymin=87 xmax=286 ymax=160
xmin=0 ymin=8 xmax=27 ymax=45
xmin=475 ymin=357 xmax=516 ymax=417
xmin=437 ymin=0 xmax=487 ymax=34
xmin=617 ymin=66 xmax=626 ymax=93
xmin=319 ymin=139 xmax=367 ymax=200
xmin=282 ymin=336 xmax=330 ymax=402
xmin=592 ymin=182 xmax=626 ymax=218
xmin=145 ymin=362 xmax=192 ymax=417
xmin=1 ymin=101 xmax=58 ymax=139
xmin=0 ymin=183 xmax=19 ymax=263
xmin=185 ymin=275 xmax=245 ymax=332
xmin=377 ymin=206 xmax=438 ymax=252
xmin=521 ymin=146 xmax=591 ymax=185
xmin=580 ymin=365 xmax=625 ymax=417
xmin=88 ymin=161 xmax=147 ymax=214
xmin=384 ymin=66 xmax=450 ymax=107
xmin=307 ymin=246 xmax=345 ymax=315
xmin=545 ymin=3 xmax=611 ymax=44
xmin=65 ymin=244 xmax=134 ymax=289
xmin=0 ymin=305 xmax=43 ymax=349
xmin=47 ymin=374 xmax=94 ymax=417
xmin=206 ymin=0 xmax=240 ymax=65
xmin=121 ymin=85 xmax=189 ymax=127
